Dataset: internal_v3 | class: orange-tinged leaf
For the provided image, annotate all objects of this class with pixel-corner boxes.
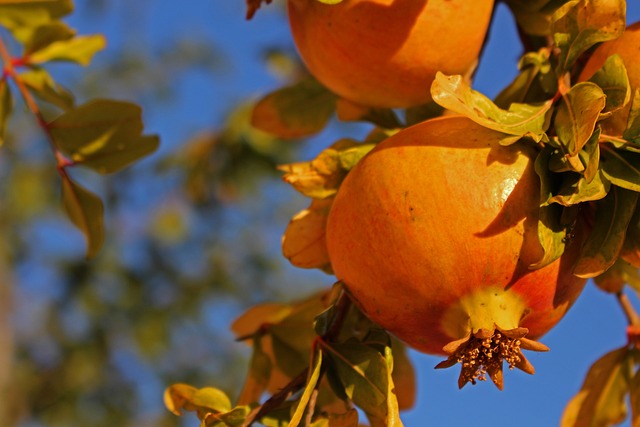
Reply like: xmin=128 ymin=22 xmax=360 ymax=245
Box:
xmin=236 ymin=337 xmax=272 ymax=405
xmin=231 ymin=302 xmax=291 ymax=340
xmin=282 ymin=198 xmax=333 ymax=272
xmin=594 ymin=258 xmax=640 ymax=294
xmin=164 ymin=383 xmax=197 ymax=416
xmin=561 ymin=347 xmax=634 ymax=427
xmin=251 ymin=78 xmax=336 ymax=139
xmin=60 ymin=175 xmax=104 ymax=258
xmin=327 ymin=409 xmax=359 ymax=427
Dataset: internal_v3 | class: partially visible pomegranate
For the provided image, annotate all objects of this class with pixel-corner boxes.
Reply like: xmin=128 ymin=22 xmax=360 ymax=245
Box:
xmin=579 ymin=21 xmax=640 ymax=136
xmin=325 ymin=116 xmax=587 ymax=388
xmin=287 ymin=0 xmax=494 ymax=108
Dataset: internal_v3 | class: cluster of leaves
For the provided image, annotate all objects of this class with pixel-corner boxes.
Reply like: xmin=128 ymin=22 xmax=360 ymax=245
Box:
xmin=164 ymin=0 xmax=640 ymax=426
xmin=166 ymin=284 xmax=416 ymax=427
xmin=0 ymin=0 xmax=158 ymax=257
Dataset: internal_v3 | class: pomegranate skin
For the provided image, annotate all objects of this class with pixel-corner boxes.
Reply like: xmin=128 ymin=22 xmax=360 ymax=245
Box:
xmin=287 ymin=0 xmax=494 ymax=108
xmin=325 ymin=116 xmax=587 ymax=355
xmin=579 ymin=21 xmax=640 ymax=136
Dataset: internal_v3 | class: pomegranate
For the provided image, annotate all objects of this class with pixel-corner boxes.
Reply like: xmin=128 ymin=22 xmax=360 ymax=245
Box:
xmin=579 ymin=21 xmax=640 ymax=136
xmin=287 ymin=0 xmax=494 ymax=108
xmin=325 ymin=116 xmax=587 ymax=388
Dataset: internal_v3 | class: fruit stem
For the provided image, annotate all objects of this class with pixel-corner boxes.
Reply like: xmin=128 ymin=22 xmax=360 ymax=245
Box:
xmin=616 ymin=291 xmax=640 ymax=327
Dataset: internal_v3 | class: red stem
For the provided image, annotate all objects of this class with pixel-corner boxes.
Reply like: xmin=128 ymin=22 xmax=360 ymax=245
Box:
xmin=0 ymin=36 xmax=72 ymax=175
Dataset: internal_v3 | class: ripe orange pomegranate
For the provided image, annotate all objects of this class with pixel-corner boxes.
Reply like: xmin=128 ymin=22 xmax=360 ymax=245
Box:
xmin=325 ymin=116 xmax=587 ymax=388
xmin=579 ymin=21 xmax=640 ymax=136
xmin=287 ymin=0 xmax=494 ymax=108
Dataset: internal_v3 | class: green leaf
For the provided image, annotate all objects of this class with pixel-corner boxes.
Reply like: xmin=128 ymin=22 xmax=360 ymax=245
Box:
xmin=505 ymin=0 xmax=570 ymax=37
xmin=23 ymin=21 xmax=74 ymax=55
xmin=20 ymin=67 xmax=74 ymax=110
xmin=551 ymin=0 xmax=626 ymax=72
xmin=554 ymin=82 xmax=606 ymax=157
xmin=624 ymin=89 xmax=640 ymax=142
xmin=586 ymin=54 xmax=631 ymax=118
xmin=251 ymin=78 xmax=336 ymax=139
xmin=0 ymin=78 xmax=12 ymax=145
xmin=60 ymin=175 xmax=104 ymax=258
xmin=561 ymin=347 xmax=634 ymax=427
xmin=573 ymin=187 xmax=638 ymax=278
xmin=547 ymin=170 xmax=610 ymax=206
xmin=601 ymin=145 xmax=640 ymax=192
xmin=325 ymin=341 xmax=388 ymax=423
xmin=533 ymin=148 xmax=568 ymax=268
xmin=48 ymin=99 xmax=159 ymax=173
xmin=288 ymin=349 xmax=323 ymax=427
xmin=431 ymin=72 xmax=552 ymax=138
xmin=0 ymin=0 xmax=73 ymax=43
xmin=494 ymin=48 xmax=557 ymax=108
xmin=29 ymin=34 xmax=106 ymax=66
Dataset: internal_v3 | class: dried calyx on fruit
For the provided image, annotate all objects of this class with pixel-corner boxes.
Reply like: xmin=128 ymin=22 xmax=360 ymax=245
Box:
xmin=325 ymin=116 xmax=588 ymax=388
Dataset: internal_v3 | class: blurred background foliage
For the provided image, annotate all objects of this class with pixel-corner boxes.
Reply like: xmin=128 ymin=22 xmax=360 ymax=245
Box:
xmin=0 ymin=1 xmax=338 ymax=425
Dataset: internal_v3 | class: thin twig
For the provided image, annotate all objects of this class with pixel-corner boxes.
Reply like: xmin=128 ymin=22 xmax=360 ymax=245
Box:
xmin=616 ymin=291 xmax=640 ymax=327
xmin=0 ymin=36 xmax=71 ymax=173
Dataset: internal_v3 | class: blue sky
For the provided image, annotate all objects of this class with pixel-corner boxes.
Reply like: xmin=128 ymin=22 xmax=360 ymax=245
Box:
xmin=63 ymin=1 xmax=640 ymax=426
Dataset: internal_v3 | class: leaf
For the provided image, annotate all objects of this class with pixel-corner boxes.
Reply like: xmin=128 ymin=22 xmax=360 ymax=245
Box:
xmin=551 ymin=0 xmax=626 ymax=72
xmin=236 ymin=337 xmax=273 ymax=405
xmin=624 ymin=89 xmax=640 ymax=141
xmin=164 ymin=384 xmax=232 ymax=417
xmin=251 ymin=78 xmax=336 ymax=139
xmin=231 ymin=303 xmax=291 ymax=340
xmin=573 ymin=187 xmax=638 ymax=278
xmin=60 ymin=175 xmax=104 ymax=258
xmin=494 ymin=48 xmax=557 ymax=108
xmin=29 ymin=34 xmax=106 ymax=66
xmin=547 ymin=170 xmax=610 ymax=206
xmin=601 ymin=145 xmax=640 ymax=192
xmin=0 ymin=78 xmax=12 ymax=145
xmin=532 ymin=148 xmax=568 ymax=268
xmin=593 ymin=258 xmax=640 ymax=294
xmin=282 ymin=198 xmax=333 ymax=272
xmin=631 ymin=369 xmax=640 ymax=427
xmin=586 ymin=54 xmax=631 ymax=118
xmin=431 ymin=72 xmax=552 ymax=138
xmin=22 ymin=21 xmax=74 ymax=55
xmin=554 ymin=82 xmax=606 ymax=157
xmin=0 ymin=0 xmax=73 ymax=43
xmin=561 ymin=347 xmax=634 ymax=427
xmin=383 ymin=347 xmax=403 ymax=427
xmin=48 ymin=99 xmax=159 ymax=173
xmin=620 ymin=207 xmax=640 ymax=270
xmin=20 ymin=67 xmax=74 ymax=110
xmin=288 ymin=349 xmax=323 ymax=427
xmin=324 ymin=341 xmax=388 ymax=423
